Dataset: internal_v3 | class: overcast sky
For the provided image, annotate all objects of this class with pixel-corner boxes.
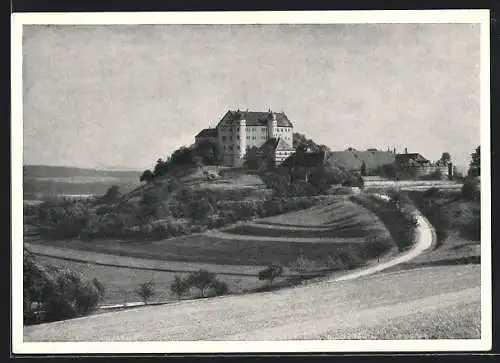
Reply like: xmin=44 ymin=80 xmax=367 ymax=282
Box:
xmin=22 ymin=23 xmax=480 ymax=171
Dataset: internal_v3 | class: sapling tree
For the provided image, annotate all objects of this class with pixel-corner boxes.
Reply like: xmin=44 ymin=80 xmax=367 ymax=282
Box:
xmin=135 ymin=281 xmax=155 ymax=305
xmin=170 ymin=275 xmax=188 ymax=301
xmin=258 ymin=264 xmax=283 ymax=287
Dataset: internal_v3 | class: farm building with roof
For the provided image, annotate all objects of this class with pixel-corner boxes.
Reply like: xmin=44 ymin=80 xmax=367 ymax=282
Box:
xmin=195 ymin=109 xmax=295 ymax=167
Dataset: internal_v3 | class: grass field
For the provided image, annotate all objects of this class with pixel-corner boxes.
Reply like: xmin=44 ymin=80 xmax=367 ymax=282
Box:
xmin=31 ymin=196 xmax=390 ymax=268
xmin=392 ymin=232 xmax=480 ymax=270
xmin=26 ymin=194 xmax=395 ymax=310
xmin=224 ymin=224 xmax=371 ymax=238
xmin=33 ymin=255 xmax=264 ymax=305
xmin=316 ymin=300 xmax=480 ymax=340
xmin=36 ymin=236 xmax=369 ymax=267
xmin=24 ymin=264 xmax=480 ymax=341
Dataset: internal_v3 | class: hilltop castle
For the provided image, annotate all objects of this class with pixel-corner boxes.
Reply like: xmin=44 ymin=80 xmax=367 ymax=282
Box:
xmin=195 ymin=109 xmax=295 ymax=167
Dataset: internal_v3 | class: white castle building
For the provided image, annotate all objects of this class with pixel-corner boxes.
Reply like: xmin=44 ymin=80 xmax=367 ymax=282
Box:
xmin=195 ymin=109 xmax=295 ymax=167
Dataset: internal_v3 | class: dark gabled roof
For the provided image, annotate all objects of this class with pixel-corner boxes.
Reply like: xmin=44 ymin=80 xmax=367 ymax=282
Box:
xmin=217 ymin=110 xmax=293 ymax=128
xmin=195 ymin=128 xmax=217 ymax=138
xmin=259 ymin=137 xmax=295 ymax=153
xmin=275 ymin=138 xmax=294 ymax=151
xmin=281 ymin=151 xmax=326 ymax=168
xmin=395 ymin=153 xmax=429 ymax=164
xmin=259 ymin=138 xmax=279 ymax=153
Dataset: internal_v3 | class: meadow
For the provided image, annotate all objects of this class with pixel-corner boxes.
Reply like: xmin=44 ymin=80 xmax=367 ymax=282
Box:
xmin=33 ymin=255 xmax=264 ymax=305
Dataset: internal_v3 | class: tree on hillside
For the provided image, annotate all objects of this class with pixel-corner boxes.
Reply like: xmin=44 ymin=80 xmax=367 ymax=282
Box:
xmin=468 ymin=146 xmax=480 ymax=177
xmin=318 ymin=144 xmax=332 ymax=154
xmin=309 ymin=165 xmax=330 ymax=194
xmin=293 ymin=133 xmax=319 ymax=151
xmin=366 ymin=231 xmax=390 ymax=263
xmin=140 ymin=169 xmax=154 ymax=183
xmin=24 ymin=249 xmax=105 ymax=324
xmin=184 ymin=270 xmax=216 ymax=298
xmin=135 ymin=281 xmax=155 ymax=305
xmin=360 ymin=161 xmax=367 ymax=176
xmin=170 ymin=275 xmax=188 ymax=301
xmin=102 ymin=185 xmax=121 ymax=202
xmin=189 ymin=197 xmax=214 ymax=222
xmin=439 ymin=152 xmax=451 ymax=164
xmin=169 ymin=147 xmax=194 ymax=168
xmin=192 ymin=155 xmax=204 ymax=170
xmin=193 ymin=139 xmax=222 ymax=165
xmin=243 ymin=146 xmax=262 ymax=170
xmin=153 ymin=158 xmax=169 ymax=177
xmin=258 ymin=264 xmax=283 ymax=287
xmin=207 ymin=279 xmax=229 ymax=296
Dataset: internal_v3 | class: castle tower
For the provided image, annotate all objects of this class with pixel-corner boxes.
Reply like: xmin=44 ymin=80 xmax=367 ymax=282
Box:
xmin=268 ymin=111 xmax=277 ymax=139
xmin=238 ymin=118 xmax=247 ymax=165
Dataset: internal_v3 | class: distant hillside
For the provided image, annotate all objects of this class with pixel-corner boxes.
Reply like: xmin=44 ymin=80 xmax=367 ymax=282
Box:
xmin=23 ymin=165 xmax=141 ymax=179
xmin=329 ymin=150 xmax=395 ymax=172
xmin=23 ymin=165 xmax=141 ymax=199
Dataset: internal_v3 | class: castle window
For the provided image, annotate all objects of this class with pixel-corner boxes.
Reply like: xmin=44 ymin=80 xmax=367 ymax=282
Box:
xmin=262 ymin=128 xmax=266 ymax=132
xmin=247 ymin=136 xmax=250 ymax=140
xmin=222 ymin=136 xmax=226 ymax=141
xmin=237 ymin=136 xmax=240 ymax=139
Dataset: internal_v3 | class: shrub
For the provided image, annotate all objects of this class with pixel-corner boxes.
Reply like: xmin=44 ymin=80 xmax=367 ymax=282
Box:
xmin=462 ymin=178 xmax=480 ymax=201
xmin=288 ymin=255 xmax=318 ymax=275
xmin=170 ymin=275 xmax=188 ymax=300
xmin=206 ymin=279 xmax=229 ymax=297
xmin=184 ymin=270 xmax=217 ymax=298
xmin=365 ymin=230 xmax=392 ymax=262
xmin=135 ymin=281 xmax=155 ymax=305
xmin=23 ymin=249 xmax=105 ymax=324
xmin=351 ymin=194 xmax=417 ymax=251
xmin=140 ymin=169 xmax=154 ymax=183
xmin=459 ymin=205 xmax=481 ymax=241
xmin=258 ymin=264 xmax=283 ymax=286
xmin=100 ymin=185 xmax=121 ymax=203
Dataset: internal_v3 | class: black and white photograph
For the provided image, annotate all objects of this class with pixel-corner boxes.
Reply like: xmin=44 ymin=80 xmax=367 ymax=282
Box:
xmin=11 ymin=10 xmax=491 ymax=354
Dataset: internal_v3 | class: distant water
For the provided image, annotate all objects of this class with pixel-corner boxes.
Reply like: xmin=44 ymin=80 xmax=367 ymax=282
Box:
xmin=24 ymin=193 xmax=96 ymax=206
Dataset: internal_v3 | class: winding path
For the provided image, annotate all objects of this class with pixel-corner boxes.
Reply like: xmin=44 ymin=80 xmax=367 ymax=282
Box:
xmin=330 ymin=213 xmax=435 ymax=282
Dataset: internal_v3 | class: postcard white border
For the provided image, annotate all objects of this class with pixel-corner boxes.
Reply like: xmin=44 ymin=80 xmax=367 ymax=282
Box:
xmin=11 ymin=9 xmax=492 ymax=354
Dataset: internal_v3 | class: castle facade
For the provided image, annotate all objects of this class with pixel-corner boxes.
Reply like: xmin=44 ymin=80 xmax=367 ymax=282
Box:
xmin=195 ymin=109 xmax=295 ymax=167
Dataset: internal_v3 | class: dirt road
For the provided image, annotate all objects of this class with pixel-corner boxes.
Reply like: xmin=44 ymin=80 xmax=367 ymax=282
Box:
xmin=331 ymin=213 xmax=434 ymax=282
xmin=23 ymin=264 xmax=480 ymax=342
